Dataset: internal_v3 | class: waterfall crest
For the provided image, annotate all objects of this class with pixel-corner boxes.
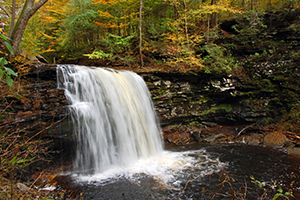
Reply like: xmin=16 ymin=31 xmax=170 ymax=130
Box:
xmin=57 ymin=65 xmax=163 ymax=174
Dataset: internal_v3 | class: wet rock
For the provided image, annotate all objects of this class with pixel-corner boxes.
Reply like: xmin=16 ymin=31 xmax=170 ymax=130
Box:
xmin=263 ymin=132 xmax=290 ymax=148
xmin=202 ymin=122 xmax=218 ymax=127
xmin=287 ymin=147 xmax=300 ymax=157
xmin=190 ymin=129 xmax=202 ymax=142
xmin=142 ymin=69 xmax=282 ymax=128
xmin=243 ymin=134 xmax=263 ymax=145
xmin=203 ymin=133 xmax=225 ymax=143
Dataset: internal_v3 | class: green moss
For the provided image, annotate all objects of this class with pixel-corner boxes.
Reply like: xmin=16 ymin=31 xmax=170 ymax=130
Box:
xmin=219 ymin=104 xmax=232 ymax=111
xmin=186 ymin=120 xmax=202 ymax=127
xmin=201 ymin=104 xmax=232 ymax=116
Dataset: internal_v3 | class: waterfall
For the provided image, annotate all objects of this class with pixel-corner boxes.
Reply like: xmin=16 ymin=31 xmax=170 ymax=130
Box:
xmin=57 ymin=65 xmax=163 ymax=174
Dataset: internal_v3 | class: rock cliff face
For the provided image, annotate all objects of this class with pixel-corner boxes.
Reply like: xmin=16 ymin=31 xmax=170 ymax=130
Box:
xmin=13 ymin=61 xmax=299 ymax=133
xmin=0 ymin=65 xmax=72 ymax=161
xmin=139 ymin=69 xmax=300 ymax=150
xmin=14 ymin=65 xmax=67 ymax=123
xmin=140 ymin=71 xmax=269 ymax=128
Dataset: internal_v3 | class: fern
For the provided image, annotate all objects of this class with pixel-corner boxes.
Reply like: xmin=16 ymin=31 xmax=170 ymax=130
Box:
xmin=201 ymin=43 xmax=239 ymax=74
xmin=84 ymin=50 xmax=112 ymax=59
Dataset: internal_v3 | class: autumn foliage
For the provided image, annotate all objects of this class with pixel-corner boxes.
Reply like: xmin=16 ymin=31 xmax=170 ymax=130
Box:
xmin=0 ymin=0 xmax=291 ymax=70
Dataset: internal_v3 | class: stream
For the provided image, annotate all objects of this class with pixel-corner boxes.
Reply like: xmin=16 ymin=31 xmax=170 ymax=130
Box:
xmin=56 ymin=143 xmax=300 ymax=199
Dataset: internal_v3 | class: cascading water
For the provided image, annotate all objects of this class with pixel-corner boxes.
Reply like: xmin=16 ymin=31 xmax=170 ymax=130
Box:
xmin=57 ymin=65 xmax=163 ymax=174
xmin=56 ymin=64 xmax=224 ymax=199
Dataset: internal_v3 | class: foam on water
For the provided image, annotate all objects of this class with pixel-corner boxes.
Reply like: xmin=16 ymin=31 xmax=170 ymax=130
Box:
xmin=73 ymin=149 xmax=224 ymax=191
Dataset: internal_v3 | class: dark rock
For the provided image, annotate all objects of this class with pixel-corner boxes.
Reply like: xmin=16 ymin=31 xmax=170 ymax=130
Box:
xmin=203 ymin=133 xmax=225 ymax=143
xmin=190 ymin=129 xmax=202 ymax=142
xmin=143 ymin=71 xmax=276 ymax=127
xmin=202 ymin=122 xmax=218 ymax=127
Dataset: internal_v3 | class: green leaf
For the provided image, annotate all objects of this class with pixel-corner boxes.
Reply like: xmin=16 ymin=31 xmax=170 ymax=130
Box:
xmin=278 ymin=186 xmax=283 ymax=193
xmin=0 ymin=57 xmax=8 ymax=66
xmin=0 ymin=69 xmax=4 ymax=78
xmin=10 ymin=156 xmax=17 ymax=164
xmin=0 ymin=33 xmax=10 ymax=41
xmin=4 ymin=67 xmax=18 ymax=76
xmin=272 ymin=193 xmax=282 ymax=200
xmin=17 ymin=159 xmax=26 ymax=164
xmin=4 ymin=41 xmax=14 ymax=55
xmin=5 ymin=75 xmax=14 ymax=88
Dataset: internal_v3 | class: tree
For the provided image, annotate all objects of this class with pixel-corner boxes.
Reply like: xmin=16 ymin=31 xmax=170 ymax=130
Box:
xmin=139 ymin=0 xmax=143 ymax=67
xmin=9 ymin=0 xmax=48 ymax=57
xmin=56 ymin=0 xmax=102 ymax=60
xmin=93 ymin=0 xmax=139 ymax=36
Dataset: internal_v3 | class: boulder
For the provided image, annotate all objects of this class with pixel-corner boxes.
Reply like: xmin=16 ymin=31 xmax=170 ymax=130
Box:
xmin=263 ymin=132 xmax=289 ymax=148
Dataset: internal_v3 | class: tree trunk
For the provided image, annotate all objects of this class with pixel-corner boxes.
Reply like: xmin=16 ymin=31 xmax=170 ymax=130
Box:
xmin=210 ymin=0 xmax=216 ymax=27
xmin=173 ymin=1 xmax=179 ymax=20
xmin=207 ymin=13 xmax=210 ymax=42
xmin=9 ymin=0 xmax=16 ymax=38
xmin=139 ymin=0 xmax=144 ymax=67
xmin=10 ymin=0 xmax=48 ymax=57
xmin=183 ymin=0 xmax=189 ymax=47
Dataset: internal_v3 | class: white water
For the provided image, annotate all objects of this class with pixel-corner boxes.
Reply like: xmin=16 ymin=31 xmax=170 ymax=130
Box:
xmin=75 ymin=148 xmax=224 ymax=192
xmin=57 ymin=65 xmax=163 ymax=174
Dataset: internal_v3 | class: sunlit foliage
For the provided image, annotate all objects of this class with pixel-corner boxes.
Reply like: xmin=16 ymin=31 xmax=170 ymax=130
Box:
xmin=23 ymin=0 xmax=68 ymax=61
xmin=11 ymin=0 xmax=300 ymax=67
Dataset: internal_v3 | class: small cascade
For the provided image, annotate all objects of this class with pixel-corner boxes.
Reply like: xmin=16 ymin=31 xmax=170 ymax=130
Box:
xmin=57 ymin=65 xmax=163 ymax=174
